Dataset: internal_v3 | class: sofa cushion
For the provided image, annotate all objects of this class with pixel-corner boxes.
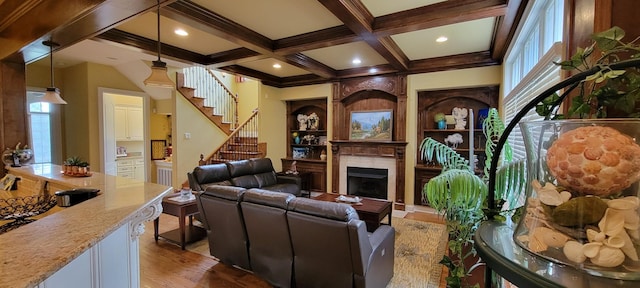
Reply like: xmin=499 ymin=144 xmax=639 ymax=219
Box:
xmin=251 ymin=158 xmax=275 ymax=174
xmin=289 ymin=197 xmax=359 ymax=222
xmin=255 ymin=171 xmax=277 ymax=187
xmin=244 ymin=188 xmax=295 ymax=209
xmin=193 ymin=163 xmax=230 ymax=184
xmin=231 ymin=175 xmax=260 ymax=188
xmin=202 ymin=185 xmax=247 ymax=201
xmin=262 ymin=183 xmax=301 ymax=196
xmin=226 ymin=159 xmax=253 ymax=177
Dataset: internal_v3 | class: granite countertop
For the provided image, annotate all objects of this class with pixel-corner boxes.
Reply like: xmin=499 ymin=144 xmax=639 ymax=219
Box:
xmin=0 ymin=164 xmax=172 ymax=288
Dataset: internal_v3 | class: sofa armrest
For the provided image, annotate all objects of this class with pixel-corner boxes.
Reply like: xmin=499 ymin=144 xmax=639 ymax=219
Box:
xmin=364 ymin=225 xmax=395 ymax=287
xmin=276 ymin=174 xmax=302 ymax=187
xmin=187 ymin=172 xmax=202 ymax=191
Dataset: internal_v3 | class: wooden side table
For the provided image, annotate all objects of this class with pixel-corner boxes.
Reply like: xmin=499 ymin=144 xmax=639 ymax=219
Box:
xmin=154 ymin=194 xmax=206 ymax=250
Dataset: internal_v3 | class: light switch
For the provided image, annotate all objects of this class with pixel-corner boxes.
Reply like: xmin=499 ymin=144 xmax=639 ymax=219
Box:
xmin=184 ymin=132 xmax=191 ymax=139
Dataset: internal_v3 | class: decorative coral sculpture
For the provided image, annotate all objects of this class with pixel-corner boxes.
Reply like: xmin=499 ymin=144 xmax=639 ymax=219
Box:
xmin=546 ymin=126 xmax=640 ymax=196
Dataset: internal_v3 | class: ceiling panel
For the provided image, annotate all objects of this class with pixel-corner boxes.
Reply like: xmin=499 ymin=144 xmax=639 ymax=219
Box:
xmin=237 ymin=58 xmax=310 ymax=78
xmin=361 ymin=0 xmax=446 ymax=17
xmin=392 ymin=17 xmax=496 ymax=60
xmin=191 ymin=0 xmax=343 ymax=40
xmin=301 ymin=41 xmax=388 ymax=70
xmin=116 ymin=12 xmax=240 ymax=55
xmin=20 ymin=0 xmax=525 ymax=89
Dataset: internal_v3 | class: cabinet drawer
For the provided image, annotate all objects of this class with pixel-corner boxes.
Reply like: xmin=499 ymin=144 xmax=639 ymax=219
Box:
xmin=118 ymin=172 xmax=134 ymax=179
xmin=134 ymin=159 xmax=144 ymax=165
xmin=117 ymin=166 xmax=133 ymax=172
xmin=117 ymin=159 xmax=133 ymax=167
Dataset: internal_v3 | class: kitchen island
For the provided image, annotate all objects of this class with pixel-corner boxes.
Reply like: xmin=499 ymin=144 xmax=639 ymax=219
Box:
xmin=0 ymin=164 xmax=172 ymax=288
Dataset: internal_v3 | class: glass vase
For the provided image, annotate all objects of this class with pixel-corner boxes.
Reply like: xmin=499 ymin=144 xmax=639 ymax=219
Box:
xmin=515 ymin=119 xmax=640 ymax=279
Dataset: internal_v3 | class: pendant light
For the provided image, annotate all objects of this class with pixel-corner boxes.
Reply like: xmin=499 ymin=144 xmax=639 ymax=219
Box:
xmin=41 ymin=40 xmax=67 ymax=104
xmin=143 ymin=0 xmax=174 ymax=89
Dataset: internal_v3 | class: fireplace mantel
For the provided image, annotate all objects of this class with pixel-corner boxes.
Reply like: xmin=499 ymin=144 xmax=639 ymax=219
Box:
xmin=330 ymin=140 xmax=407 ymax=210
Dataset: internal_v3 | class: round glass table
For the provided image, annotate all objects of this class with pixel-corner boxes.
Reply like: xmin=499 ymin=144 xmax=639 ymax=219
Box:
xmin=474 ymin=221 xmax=640 ymax=288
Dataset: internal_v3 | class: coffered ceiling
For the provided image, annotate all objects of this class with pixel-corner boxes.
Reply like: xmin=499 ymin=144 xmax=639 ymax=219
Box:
xmin=14 ymin=0 xmax=526 ymax=88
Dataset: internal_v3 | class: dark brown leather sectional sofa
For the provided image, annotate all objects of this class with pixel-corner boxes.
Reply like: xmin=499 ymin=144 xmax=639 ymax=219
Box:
xmin=196 ymin=187 xmax=396 ymax=288
xmin=187 ymin=158 xmax=302 ymax=196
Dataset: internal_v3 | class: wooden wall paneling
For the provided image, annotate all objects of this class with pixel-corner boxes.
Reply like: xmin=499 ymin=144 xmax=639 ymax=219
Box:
xmin=330 ymin=75 xmax=408 ymax=208
xmin=0 ymin=60 xmax=28 ymax=176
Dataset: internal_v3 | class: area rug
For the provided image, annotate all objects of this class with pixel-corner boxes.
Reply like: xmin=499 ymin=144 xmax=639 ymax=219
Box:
xmin=186 ymin=217 xmax=447 ymax=288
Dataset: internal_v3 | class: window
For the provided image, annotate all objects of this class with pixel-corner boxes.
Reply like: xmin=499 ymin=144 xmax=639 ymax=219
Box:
xmin=502 ymin=0 xmax=564 ymax=160
xmin=27 ymin=92 xmax=53 ymax=164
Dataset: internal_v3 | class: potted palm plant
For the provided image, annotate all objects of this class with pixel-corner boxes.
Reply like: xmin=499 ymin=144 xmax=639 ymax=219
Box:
xmin=420 ymin=108 xmax=526 ymax=288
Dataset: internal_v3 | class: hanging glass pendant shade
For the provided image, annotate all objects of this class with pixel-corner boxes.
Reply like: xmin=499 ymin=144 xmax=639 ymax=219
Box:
xmin=41 ymin=40 xmax=67 ymax=104
xmin=143 ymin=0 xmax=174 ymax=89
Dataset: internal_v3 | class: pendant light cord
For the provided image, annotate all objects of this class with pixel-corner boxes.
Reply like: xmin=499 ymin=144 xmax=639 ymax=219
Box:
xmin=155 ymin=0 xmax=161 ymax=62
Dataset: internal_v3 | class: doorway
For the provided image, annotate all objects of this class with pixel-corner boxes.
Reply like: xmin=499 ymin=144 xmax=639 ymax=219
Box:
xmin=99 ymin=88 xmax=149 ymax=180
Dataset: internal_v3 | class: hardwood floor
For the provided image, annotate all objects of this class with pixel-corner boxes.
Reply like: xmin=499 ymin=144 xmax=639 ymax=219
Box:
xmin=140 ymin=211 xmax=446 ymax=287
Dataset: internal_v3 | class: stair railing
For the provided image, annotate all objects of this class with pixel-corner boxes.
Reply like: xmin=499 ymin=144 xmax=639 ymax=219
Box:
xmin=183 ymin=66 xmax=239 ymax=129
xmin=201 ymin=109 xmax=261 ymax=164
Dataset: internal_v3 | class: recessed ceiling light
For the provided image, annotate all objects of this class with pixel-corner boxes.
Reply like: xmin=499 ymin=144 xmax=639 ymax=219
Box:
xmin=273 ymin=63 xmax=282 ymax=69
xmin=352 ymin=58 xmax=361 ymax=65
xmin=436 ymin=36 xmax=448 ymax=43
xmin=174 ymin=29 xmax=189 ymax=36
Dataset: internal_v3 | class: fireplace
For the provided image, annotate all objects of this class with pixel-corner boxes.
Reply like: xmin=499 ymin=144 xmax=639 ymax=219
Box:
xmin=347 ymin=167 xmax=388 ymax=199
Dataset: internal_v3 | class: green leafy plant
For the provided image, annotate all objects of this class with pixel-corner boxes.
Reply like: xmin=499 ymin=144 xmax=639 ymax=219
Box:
xmin=434 ymin=112 xmax=446 ymax=123
xmin=64 ymin=156 xmax=89 ymax=167
xmin=536 ymin=26 xmax=640 ymax=119
xmin=420 ymin=108 xmax=526 ymax=288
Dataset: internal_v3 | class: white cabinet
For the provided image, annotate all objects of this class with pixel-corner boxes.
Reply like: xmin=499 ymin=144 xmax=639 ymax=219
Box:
xmin=117 ymin=158 xmax=145 ymax=180
xmin=37 ymin=222 xmax=140 ymax=288
xmin=114 ymin=105 xmax=143 ymax=141
xmin=134 ymin=158 xmax=145 ymax=181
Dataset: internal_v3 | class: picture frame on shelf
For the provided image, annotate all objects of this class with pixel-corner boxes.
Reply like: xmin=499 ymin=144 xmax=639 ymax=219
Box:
xmin=349 ymin=109 xmax=393 ymax=141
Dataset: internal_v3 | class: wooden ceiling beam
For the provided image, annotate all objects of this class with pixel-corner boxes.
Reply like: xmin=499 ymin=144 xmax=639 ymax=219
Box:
xmin=162 ymin=0 xmax=273 ymax=54
xmin=408 ymin=51 xmax=499 ymax=74
xmin=318 ymin=0 xmax=409 ymax=70
xmin=274 ymin=26 xmax=359 ymax=55
xmin=284 ymin=53 xmax=336 ymax=79
xmin=162 ymin=0 xmax=337 ymax=79
xmin=0 ymin=0 xmax=105 ymax=61
xmin=1 ymin=0 xmax=176 ymax=63
xmin=491 ymin=0 xmax=528 ymax=61
xmin=94 ymin=29 xmax=208 ymax=65
xmin=373 ymin=0 xmax=508 ymax=37
xmin=219 ymin=65 xmax=283 ymax=87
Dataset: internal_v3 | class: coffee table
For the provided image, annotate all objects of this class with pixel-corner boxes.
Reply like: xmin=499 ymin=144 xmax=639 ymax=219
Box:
xmin=313 ymin=193 xmax=392 ymax=232
xmin=154 ymin=193 xmax=206 ymax=250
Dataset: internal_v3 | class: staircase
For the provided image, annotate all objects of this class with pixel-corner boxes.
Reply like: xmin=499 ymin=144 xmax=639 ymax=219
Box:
xmin=177 ymin=66 xmax=265 ymax=165
xmin=177 ymin=67 xmax=238 ymax=135
xmin=199 ymin=109 xmax=266 ymax=165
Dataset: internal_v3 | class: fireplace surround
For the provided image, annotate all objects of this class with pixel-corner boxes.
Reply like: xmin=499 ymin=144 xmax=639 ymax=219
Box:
xmin=330 ymin=75 xmax=408 ymax=210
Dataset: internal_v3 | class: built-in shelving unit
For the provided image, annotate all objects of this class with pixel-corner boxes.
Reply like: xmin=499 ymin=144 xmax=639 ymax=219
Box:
xmin=282 ymin=99 xmax=327 ymax=192
xmin=414 ymin=86 xmax=499 ymax=206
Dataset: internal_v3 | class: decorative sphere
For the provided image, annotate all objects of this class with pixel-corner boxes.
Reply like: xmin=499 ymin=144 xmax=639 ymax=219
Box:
xmin=546 ymin=126 xmax=640 ymax=196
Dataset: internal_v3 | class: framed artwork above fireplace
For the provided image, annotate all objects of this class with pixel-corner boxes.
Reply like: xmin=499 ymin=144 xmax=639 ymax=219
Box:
xmin=349 ymin=110 xmax=393 ymax=141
